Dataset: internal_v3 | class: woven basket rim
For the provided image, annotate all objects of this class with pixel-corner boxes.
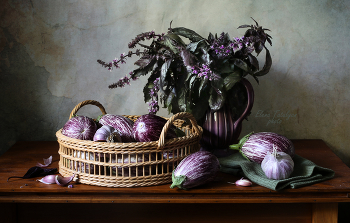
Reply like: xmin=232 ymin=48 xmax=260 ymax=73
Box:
xmin=56 ymin=127 xmax=202 ymax=151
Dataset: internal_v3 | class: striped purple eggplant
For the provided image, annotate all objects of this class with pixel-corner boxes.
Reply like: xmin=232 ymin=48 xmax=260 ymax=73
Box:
xmin=99 ymin=114 xmax=135 ymax=142
xmin=133 ymin=114 xmax=177 ymax=142
xmin=229 ymin=132 xmax=295 ymax=164
xmin=61 ymin=116 xmax=97 ymax=140
xmin=170 ymin=151 xmax=220 ymax=189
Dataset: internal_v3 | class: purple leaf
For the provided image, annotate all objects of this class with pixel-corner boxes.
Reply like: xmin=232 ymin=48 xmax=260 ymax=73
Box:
xmin=7 ymin=167 xmax=57 ymax=182
xmin=254 ymin=47 xmax=272 ymax=77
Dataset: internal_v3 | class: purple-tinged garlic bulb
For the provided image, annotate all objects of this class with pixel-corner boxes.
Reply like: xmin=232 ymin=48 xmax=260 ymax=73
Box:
xmin=261 ymin=145 xmax=294 ymax=180
xmin=93 ymin=125 xmax=121 ymax=142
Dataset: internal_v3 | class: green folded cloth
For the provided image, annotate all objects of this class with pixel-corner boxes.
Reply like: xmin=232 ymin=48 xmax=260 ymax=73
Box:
xmin=219 ymin=152 xmax=335 ymax=191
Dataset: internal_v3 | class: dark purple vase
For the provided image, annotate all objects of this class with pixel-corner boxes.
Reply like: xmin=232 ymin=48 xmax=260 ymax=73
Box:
xmin=200 ymin=78 xmax=254 ymax=157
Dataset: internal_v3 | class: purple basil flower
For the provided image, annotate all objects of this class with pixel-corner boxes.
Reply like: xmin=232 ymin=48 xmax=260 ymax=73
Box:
xmin=148 ymin=78 xmax=160 ymax=114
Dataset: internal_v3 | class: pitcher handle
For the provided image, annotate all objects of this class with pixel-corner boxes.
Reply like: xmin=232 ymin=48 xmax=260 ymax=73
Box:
xmin=233 ymin=78 xmax=254 ymax=130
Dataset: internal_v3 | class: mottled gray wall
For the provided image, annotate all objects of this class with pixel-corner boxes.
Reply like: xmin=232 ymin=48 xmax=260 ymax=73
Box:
xmin=1 ymin=0 xmax=349 ymax=167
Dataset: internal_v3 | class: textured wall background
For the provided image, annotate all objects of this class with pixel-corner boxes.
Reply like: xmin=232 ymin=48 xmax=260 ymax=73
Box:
xmin=1 ymin=0 xmax=349 ymax=169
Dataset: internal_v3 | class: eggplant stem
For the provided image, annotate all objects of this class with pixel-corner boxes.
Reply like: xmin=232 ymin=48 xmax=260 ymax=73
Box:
xmin=170 ymin=172 xmax=187 ymax=190
xmin=228 ymin=132 xmax=254 ymax=161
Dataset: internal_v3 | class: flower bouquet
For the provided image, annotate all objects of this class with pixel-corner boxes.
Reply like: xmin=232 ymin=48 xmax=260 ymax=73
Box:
xmin=97 ymin=18 xmax=272 ymax=149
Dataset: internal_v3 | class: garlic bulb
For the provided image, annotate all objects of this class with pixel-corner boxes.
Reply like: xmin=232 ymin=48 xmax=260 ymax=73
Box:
xmin=93 ymin=125 xmax=121 ymax=142
xmin=261 ymin=145 xmax=294 ymax=180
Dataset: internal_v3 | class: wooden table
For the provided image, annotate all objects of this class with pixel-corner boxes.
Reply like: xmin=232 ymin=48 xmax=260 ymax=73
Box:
xmin=0 ymin=140 xmax=349 ymax=223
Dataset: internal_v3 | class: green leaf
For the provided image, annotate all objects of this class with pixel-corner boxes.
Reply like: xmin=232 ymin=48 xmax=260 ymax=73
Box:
xmin=177 ymin=88 xmax=188 ymax=112
xmin=186 ymin=40 xmax=205 ymax=52
xmin=223 ymin=32 xmax=231 ymax=44
xmin=159 ymin=33 xmax=186 ymax=54
xmin=132 ymin=67 xmax=150 ymax=78
xmin=175 ymin=128 xmax=186 ymax=137
xmin=171 ymin=27 xmax=205 ymax=42
xmin=160 ymin=60 xmax=172 ymax=86
xmin=219 ymin=62 xmax=236 ymax=74
xmin=189 ymin=75 xmax=197 ymax=89
xmin=175 ymin=72 xmax=190 ymax=112
xmin=233 ymin=58 xmax=253 ymax=74
xmin=224 ymin=71 xmax=242 ymax=91
xmin=134 ymin=58 xmax=150 ymax=68
xmin=186 ymin=72 xmax=197 ymax=83
xmin=166 ymin=33 xmax=186 ymax=46
xmin=143 ymin=83 xmax=152 ymax=103
xmin=247 ymin=54 xmax=259 ymax=71
xmin=187 ymin=75 xmax=197 ymax=104
xmin=208 ymin=76 xmax=225 ymax=111
xmin=200 ymin=50 xmax=211 ymax=64
xmin=211 ymin=76 xmax=224 ymax=94
xmin=163 ymin=87 xmax=176 ymax=108
xmin=143 ymin=68 xmax=161 ymax=103
xmin=180 ymin=48 xmax=196 ymax=69
xmin=237 ymin=24 xmax=252 ymax=29
xmin=198 ymin=78 xmax=209 ymax=97
xmin=207 ymin=32 xmax=214 ymax=43
xmin=254 ymin=42 xmax=264 ymax=55
xmin=185 ymin=77 xmax=210 ymax=122
xmin=226 ymin=80 xmax=249 ymax=118
xmin=131 ymin=56 xmax=157 ymax=79
xmin=251 ymin=74 xmax=260 ymax=84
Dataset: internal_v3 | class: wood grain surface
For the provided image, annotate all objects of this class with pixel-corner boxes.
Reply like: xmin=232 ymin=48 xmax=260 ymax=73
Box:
xmin=0 ymin=140 xmax=348 ymax=222
xmin=1 ymin=140 xmax=350 ymax=203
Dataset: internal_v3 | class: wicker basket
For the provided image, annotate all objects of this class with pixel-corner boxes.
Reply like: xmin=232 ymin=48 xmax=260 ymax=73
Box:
xmin=56 ymin=100 xmax=203 ymax=187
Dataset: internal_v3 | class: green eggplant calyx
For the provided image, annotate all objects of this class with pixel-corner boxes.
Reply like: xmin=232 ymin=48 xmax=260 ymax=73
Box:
xmin=170 ymin=171 xmax=187 ymax=190
xmin=229 ymin=131 xmax=254 ymax=161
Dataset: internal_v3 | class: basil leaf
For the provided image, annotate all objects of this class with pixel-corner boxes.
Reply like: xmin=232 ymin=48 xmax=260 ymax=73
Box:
xmin=171 ymin=27 xmax=205 ymax=42
xmin=254 ymin=47 xmax=272 ymax=77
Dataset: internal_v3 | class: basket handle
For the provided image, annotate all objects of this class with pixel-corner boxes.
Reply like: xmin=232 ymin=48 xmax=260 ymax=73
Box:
xmin=158 ymin=112 xmax=201 ymax=150
xmin=69 ymin=100 xmax=107 ymax=119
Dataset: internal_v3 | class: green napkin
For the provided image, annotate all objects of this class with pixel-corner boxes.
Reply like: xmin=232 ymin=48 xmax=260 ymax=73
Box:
xmin=219 ymin=153 xmax=335 ymax=191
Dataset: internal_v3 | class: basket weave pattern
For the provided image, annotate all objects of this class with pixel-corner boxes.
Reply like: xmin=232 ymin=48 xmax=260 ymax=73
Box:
xmin=56 ymin=100 xmax=202 ymax=187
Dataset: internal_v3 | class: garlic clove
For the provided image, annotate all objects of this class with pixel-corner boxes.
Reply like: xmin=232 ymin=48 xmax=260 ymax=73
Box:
xmin=36 ymin=155 xmax=53 ymax=167
xmin=37 ymin=174 xmax=57 ymax=184
xmin=235 ymin=177 xmax=252 ymax=187
xmin=55 ymin=173 xmax=75 ymax=186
